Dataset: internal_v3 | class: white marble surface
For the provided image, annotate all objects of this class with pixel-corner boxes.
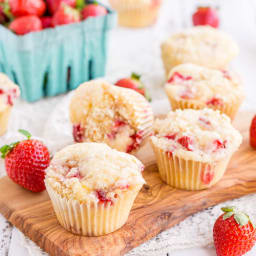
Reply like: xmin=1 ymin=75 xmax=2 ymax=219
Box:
xmin=1 ymin=0 xmax=256 ymax=255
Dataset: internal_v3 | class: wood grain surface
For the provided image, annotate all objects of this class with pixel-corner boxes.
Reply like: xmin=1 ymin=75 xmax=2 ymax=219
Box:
xmin=0 ymin=112 xmax=255 ymax=256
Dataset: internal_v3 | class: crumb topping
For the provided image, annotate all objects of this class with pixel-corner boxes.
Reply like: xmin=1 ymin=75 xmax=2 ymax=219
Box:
xmin=45 ymin=143 xmax=145 ymax=203
xmin=151 ymin=108 xmax=242 ymax=162
xmin=165 ymin=64 xmax=244 ymax=104
xmin=161 ymin=26 xmax=239 ymax=70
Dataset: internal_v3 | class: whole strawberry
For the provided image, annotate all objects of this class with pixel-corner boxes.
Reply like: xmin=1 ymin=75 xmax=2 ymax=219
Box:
xmin=9 ymin=15 xmax=42 ymax=35
xmin=52 ymin=3 xmax=80 ymax=27
xmin=192 ymin=6 xmax=219 ymax=28
xmin=250 ymin=115 xmax=256 ymax=149
xmin=0 ymin=130 xmax=50 ymax=192
xmin=213 ymin=206 xmax=256 ymax=256
xmin=8 ymin=0 xmax=46 ymax=17
xmin=81 ymin=3 xmax=107 ymax=20
xmin=46 ymin=0 xmax=76 ymax=15
xmin=115 ymin=73 xmax=152 ymax=102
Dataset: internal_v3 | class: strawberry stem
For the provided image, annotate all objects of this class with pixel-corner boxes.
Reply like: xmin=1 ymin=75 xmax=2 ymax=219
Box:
xmin=18 ymin=129 xmax=32 ymax=140
xmin=76 ymin=0 xmax=85 ymax=9
xmin=0 ymin=142 xmax=19 ymax=159
xmin=131 ymin=72 xmax=141 ymax=81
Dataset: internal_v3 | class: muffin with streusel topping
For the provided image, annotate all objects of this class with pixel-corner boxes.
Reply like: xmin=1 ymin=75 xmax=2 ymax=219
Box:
xmin=151 ymin=108 xmax=242 ymax=190
xmin=0 ymin=73 xmax=20 ymax=136
xmin=165 ymin=63 xmax=244 ymax=119
xmin=45 ymin=142 xmax=145 ymax=236
xmin=161 ymin=26 xmax=239 ymax=76
xmin=69 ymin=80 xmax=153 ymax=154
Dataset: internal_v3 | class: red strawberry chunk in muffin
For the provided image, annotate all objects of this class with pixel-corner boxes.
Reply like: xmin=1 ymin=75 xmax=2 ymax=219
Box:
xmin=201 ymin=165 xmax=214 ymax=185
xmin=164 ymin=133 xmax=177 ymax=140
xmin=126 ymin=131 xmax=143 ymax=153
xmin=107 ymin=119 xmax=127 ymax=140
xmin=221 ymin=70 xmax=231 ymax=80
xmin=177 ymin=136 xmax=194 ymax=151
xmin=0 ymin=89 xmax=4 ymax=94
xmin=180 ymin=88 xmax=195 ymax=99
xmin=206 ymin=97 xmax=224 ymax=106
xmin=96 ymin=190 xmax=113 ymax=205
xmin=198 ymin=117 xmax=212 ymax=129
xmin=73 ymin=124 xmax=84 ymax=143
xmin=168 ymin=72 xmax=192 ymax=84
xmin=213 ymin=139 xmax=227 ymax=152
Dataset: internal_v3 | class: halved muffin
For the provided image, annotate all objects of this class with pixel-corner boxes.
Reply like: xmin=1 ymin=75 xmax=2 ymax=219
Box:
xmin=69 ymin=80 xmax=153 ymax=153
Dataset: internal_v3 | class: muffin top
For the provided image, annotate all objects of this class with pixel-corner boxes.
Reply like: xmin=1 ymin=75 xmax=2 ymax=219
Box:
xmin=69 ymin=80 xmax=153 ymax=152
xmin=165 ymin=64 xmax=244 ymax=105
xmin=151 ymin=109 xmax=242 ymax=162
xmin=46 ymin=143 xmax=145 ymax=203
xmin=161 ymin=26 xmax=239 ymax=69
xmin=0 ymin=73 xmax=20 ymax=111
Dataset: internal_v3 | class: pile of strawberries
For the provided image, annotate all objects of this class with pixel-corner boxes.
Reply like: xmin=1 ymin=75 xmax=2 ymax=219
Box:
xmin=0 ymin=0 xmax=107 ymax=35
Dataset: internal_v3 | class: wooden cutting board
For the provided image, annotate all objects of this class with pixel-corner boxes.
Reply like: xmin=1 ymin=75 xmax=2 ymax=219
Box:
xmin=0 ymin=112 xmax=256 ymax=256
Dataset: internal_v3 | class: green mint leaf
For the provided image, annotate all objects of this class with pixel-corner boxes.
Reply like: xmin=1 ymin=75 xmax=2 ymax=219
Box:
xmin=234 ymin=213 xmax=249 ymax=226
xmin=18 ymin=129 xmax=32 ymax=140
xmin=221 ymin=206 xmax=236 ymax=213
xmin=131 ymin=72 xmax=141 ymax=81
xmin=223 ymin=212 xmax=234 ymax=220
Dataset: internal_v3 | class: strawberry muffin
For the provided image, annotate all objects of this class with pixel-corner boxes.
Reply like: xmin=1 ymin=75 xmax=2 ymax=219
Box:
xmin=69 ymin=80 xmax=153 ymax=153
xmin=0 ymin=73 xmax=20 ymax=136
xmin=151 ymin=108 xmax=242 ymax=190
xmin=161 ymin=26 xmax=239 ymax=76
xmin=109 ymin=0 xmax=162 ymax=28
xmin=45 ymin=142 xmax=145 ymax=236
xmin=165 ymin=64 xmax=244 ymax=120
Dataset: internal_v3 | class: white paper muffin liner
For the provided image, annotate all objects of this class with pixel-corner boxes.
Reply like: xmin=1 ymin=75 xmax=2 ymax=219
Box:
xmin=45 ymin=180 xmax=141 ymax=236
xmin=118 ymin=88 xmax=154 ymax=147
xmin=151 ymin=143 xmax=232 ymax=191
xmin=166 ymin=94 xmax=243 ymax=120
xmin=0 ymin=106 xmax=11 ymax=136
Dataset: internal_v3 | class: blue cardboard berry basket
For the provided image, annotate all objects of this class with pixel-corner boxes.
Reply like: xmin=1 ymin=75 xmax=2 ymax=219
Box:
xmin=0 ymin=6 xmax=116 ymax=102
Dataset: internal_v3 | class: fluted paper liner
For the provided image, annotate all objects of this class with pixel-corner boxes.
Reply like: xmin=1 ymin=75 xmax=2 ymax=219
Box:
xmin=166 ymin=93 xmax=243 ymax=120
xmin=151 ymin=144 xmax=231 ymax=190
xmin=119 ymin=88 xmax=154 ymax=151
xmin=45 ymin=181 xmax=141 ymax=236
xmin=109 ymin=0 xmax=162 ymax=28
xmin=0 ymin=107 xmax=11 ymax=136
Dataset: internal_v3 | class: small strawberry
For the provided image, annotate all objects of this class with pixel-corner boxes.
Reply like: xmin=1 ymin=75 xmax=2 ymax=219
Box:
xmin=52 ymin=3 xmax=80 ymax=27
xmin=213 ymin=206 xmax=256 ymax=256
xmin=115 ymin=73 xmax=152 ymax=102
xmin=40 ymin=16 xmax=53 ymax=29
xmin=0 ymin=129 xmax=50 ymax=192
xmin=192 ymin=6 xmax=219 ymax=28
xmin=81 ymin=3 xmax=107 ymax=20
xmin=8 ymin=0 xmax=46 ymax=17
xmin=9 ymin=15 xmax=42 ymax=35
xmin=250 ymin=115 xmax=256 ymax=149
xmin=46 ymin=0 xmax=76 ymax=15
